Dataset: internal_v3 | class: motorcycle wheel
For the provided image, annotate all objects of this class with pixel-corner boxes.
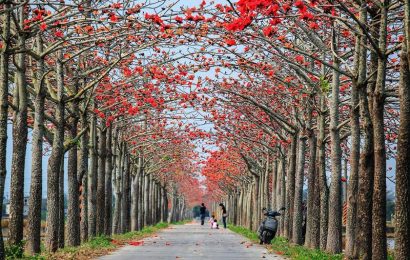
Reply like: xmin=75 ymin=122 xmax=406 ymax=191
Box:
xmin=261 ymin=230 xmax=267 ymax=244
xmin=264 ymin=230 xmax=273 ymax=244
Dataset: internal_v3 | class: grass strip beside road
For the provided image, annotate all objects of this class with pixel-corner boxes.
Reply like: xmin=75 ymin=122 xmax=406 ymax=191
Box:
xmin=228 ymin=225 xmax=343 ymax=260
xmin=48 ymin=222 xmax=170 ymax=260
xmin=11 ymin=221 xmax=190 ymax=260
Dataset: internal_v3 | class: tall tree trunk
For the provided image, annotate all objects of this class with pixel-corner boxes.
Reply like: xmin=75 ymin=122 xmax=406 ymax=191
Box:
xmin=395 ymin=15 xmax=410 ymax=257
xmin=67 ymin=97 xmax=80 ymax=246
xmin=26 ymin=34 xmax=46 ymax=255
xmin=58 ymin=160 xmax=65 ymax=249
xmin=131 ymin=165 xmax=140 ymax=231
xmin=96 ymin=126 xmax=106 ymax=235
xmin=0 ymin=6 xmax=11 ymax=258
xmin=305 ymin=114 xmax=318 ymax=248
xmin=285 ymin=134 xmax=297 ymax=239
xmin=121 ymin=151 xmax=130 ymax=233
xmin=144 ymin=173 xmax=150 ymax=226
xmin=292 ymin=133 xmax=307 ymax=245
xmin=134 ymin=155 xmax=144 ymax=228
xmin=247 ymin=187 xmax=252 ymax=229
xmin=150 ymin=176 xmax=155 ymax=224
xmin=271 ymin=159 xmax=277 ymax=210
xmin=346 ymin=76 xmax=360 ymax=258
xmin=167 ymin=187 xmax=175 ymax=223
xmin=326 ymin=33 xmax=343 ymax=253
xmin=46 ymin=51 xmax=65 ymax=252
xmin=112 ymin=140 xmax=123 ymax=234
xmin=164 ymin=189 xmax=169 ymax=223
xmin=160 ymin=186 xmax=165 ymax=223
xmin=357 ymin=86 xmax=375 ymax=259
xmin=79 ymin=111 xmax=89 ymax=242
xmin=160 ymin=184 xmax=164 ymax=223
xmin=346 ymin=8 xmax=367 ymax=255
xmin=252 ymin=175 xmax=260 ymax=231
xmin=371 ymin=3 xmax=388 ymax=258
xmin=155 ymin=182 xmax=160 ymax=223
xmin=105 ymin=126 xmax=113 ymax=235
xmin=318 ymin=92 xmax=329 ymax=250
xmin=87 ymin=106 xmax=97 ymax=238
xmin=357 ymin=10 xmax=378 ymax=259
xmin=279 ymin=154 xmax=286 ymax=236
xmin=9 ymin=4 xmax=28 ymax=246
xmin=138 ymin=168 xmax=144 ymax=229
xmin=310 ymin=144 xmax=320 ymax=249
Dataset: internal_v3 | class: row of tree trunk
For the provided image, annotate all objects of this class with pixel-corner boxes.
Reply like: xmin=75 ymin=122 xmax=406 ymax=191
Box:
xmin=0 ymin=4 xmax=191 ymax=259
xmin=2 ymin=102 xmax=190 ymax=257
xmin=215 ymin=2 xmax=410 ymax=259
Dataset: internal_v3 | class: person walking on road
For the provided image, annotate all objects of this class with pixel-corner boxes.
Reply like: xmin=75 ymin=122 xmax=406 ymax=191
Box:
xmin=219 ymin=203 xmax=227 ymax=229
xmin=200 ymin=203 xmax=206 ymax=225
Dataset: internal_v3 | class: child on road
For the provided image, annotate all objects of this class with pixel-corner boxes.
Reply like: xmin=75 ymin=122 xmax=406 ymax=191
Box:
xmin=209 ymin=214 xmax=219 ymax=229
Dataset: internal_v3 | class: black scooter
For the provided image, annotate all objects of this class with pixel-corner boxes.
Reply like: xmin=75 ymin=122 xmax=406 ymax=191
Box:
xmin=257 ymin=207 xmax=285 ymax=245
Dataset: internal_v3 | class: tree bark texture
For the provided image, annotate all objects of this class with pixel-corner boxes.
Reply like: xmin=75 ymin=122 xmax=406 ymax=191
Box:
xmin=45 ymin=51 xmax=65 ymax=252
xmin=326 ymin=39 xmax=343 ymax=253
xmin=26 ymin=34 xmax=46 ymax=255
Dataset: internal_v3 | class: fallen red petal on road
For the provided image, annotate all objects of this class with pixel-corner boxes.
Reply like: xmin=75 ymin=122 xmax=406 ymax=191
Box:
xmin=129 ymin=241 xmax=144 ymax=246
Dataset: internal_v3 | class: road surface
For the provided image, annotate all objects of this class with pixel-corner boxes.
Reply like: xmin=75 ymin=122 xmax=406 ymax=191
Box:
xmin=99 ymin=221 xmax=286 ymax=260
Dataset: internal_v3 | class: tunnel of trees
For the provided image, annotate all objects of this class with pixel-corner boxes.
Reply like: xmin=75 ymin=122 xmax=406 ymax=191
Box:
xmin=0 ymin=0 xmax=409 ymax=259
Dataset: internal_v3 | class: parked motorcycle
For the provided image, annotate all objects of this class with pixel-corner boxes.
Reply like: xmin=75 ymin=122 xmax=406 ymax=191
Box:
xmin=257 ymin=207 xmax=285 ymax=245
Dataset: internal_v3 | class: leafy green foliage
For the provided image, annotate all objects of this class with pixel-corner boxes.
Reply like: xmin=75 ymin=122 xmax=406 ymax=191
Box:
xmin=320 ymin=76 xmax=330 ymax=93
xmin=5 ymin=242 xmax=24 ymax=259
xmin=163 ymin=155 xmax=172 ymax=161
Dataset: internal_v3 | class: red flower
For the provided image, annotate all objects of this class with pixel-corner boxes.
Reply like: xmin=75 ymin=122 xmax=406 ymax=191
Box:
xmin=109 ymin=13 xmax=119 ymax=22
xmin=55 ymin=30 xmax=64 ymax=37
xmin=263 ymin=26 xmax=275 ymax=37
xmin=295 ymin=1 xmax=305 ymax=9
xmin=224 ymin=16 xmax=252 ymax=31
xmin=295 ymin=55 xmax=304 ymax=63
xmin=225 ymin=39 xmax=236 ymax=46
xmin=309 ymin=21 xmax=319 ymax=30
xmin=135 ymin=66 xmax=144 ymax=75
xmin=175 ymin=16 xmax=183 ymax=23
xmin=40 ymin=22 xmax=47 ymax=31
xmin=282 ymin=4 xmax=291 ymax=12
xmin=123 ymin=67 xmax=132 ymax=77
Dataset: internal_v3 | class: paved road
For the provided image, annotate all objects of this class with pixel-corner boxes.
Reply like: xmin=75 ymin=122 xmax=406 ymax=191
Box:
xmin=99 ymin=221 xmax=285 ymax=260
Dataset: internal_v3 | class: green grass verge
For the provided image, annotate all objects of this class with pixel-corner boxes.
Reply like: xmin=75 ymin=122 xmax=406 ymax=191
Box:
xmin=270 ymin=237 xmax=343 ymax=260
xmin=228 ymin=225 xmax=343 ymax=260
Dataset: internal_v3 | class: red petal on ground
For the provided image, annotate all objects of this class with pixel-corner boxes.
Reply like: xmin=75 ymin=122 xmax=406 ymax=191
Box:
xmin=129 ymin=241 xmax=144 ymax=246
